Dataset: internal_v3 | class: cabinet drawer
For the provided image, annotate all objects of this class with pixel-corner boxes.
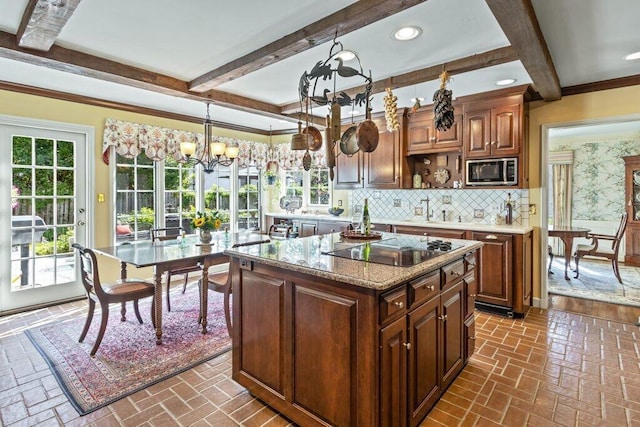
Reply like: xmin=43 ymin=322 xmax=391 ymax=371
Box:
xmin=464 ymin=252 xmax=477 ymax=272
xmin=463 ymin=272 xmax=477 ymax=319
xmin=464 ymin=315 xmax=476 ymax=362
xmin=408 ymin=270 xmax=440 ymax=309
xmin=380 ymin=287 xmax=407 ymax=324
xmin=442 ymin=260 xmax=464 ymax=289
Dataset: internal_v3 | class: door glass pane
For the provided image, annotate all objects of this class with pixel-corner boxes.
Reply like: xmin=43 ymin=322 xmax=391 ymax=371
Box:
xmin=11 ymin=135 xmax=77 ymax=290
xmin=238 ymin=165 xmax=261 ymax=231
xmin=204 ymin=164 xmax=231 ymax=230
xmin=115 ymin=154 xmax=156 ymax=242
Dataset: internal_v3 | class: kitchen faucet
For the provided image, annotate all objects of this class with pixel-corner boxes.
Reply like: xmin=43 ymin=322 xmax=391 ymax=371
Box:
xmin=420 ymin=198 xmax=433 ymax=221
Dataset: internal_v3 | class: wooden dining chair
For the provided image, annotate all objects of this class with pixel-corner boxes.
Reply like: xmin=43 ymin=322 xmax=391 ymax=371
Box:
xmin=151 ymin=227 xmax=202 ymax=311
xmin=548 ymin=245 xmax=554 ymax=274
xmin=574 ymin=212 xmax=628 ymax=283
xmin=199 ymin=239 xmax=265 ymax=336
xmin=72 ymin=243 xmax=156 ymax=356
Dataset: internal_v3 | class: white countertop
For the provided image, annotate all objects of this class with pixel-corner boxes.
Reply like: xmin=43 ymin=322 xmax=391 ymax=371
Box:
xmin=266 ymin=212 xmax=533 ymax=234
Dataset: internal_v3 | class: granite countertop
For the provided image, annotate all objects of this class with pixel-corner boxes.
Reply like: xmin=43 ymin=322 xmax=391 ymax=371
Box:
xmin=224 ymin=232 xmax=483 ymax=291
xmin=265 ymin=212 xmax=533 ymax=234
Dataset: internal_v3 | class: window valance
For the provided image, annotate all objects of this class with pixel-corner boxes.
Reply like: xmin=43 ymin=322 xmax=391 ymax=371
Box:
xmin=102 ymin=118 xmax=327 ymax=169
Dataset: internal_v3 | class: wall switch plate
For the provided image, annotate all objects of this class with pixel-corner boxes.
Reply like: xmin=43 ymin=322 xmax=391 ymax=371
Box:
xmin=393 ymin=199 xmax=402 ymax=207
xmin=337 ymin=200 xmax=343 ymax=207
xmin=97 ymin=193 xmax=105 ymax=202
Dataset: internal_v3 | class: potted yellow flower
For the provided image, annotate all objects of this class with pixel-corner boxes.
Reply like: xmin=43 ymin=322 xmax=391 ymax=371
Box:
xmin=191 ymin=211 xmax=222 ymax=244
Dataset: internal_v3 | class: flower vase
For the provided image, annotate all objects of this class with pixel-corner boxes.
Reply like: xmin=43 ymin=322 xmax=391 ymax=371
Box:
xmin=199 ymin=229 xmax=212 ymax=244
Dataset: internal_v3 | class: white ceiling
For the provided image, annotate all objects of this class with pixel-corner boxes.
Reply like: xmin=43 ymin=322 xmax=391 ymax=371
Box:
xmin=0 ymin=0 xmax=638 ymax=133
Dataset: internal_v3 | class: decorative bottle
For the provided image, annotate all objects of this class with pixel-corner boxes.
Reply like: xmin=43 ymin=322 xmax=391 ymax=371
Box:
xmin=505 ymin=193 xmax=513 ymax=225
xmin=361 ymin=198 xmax=371 ymax=236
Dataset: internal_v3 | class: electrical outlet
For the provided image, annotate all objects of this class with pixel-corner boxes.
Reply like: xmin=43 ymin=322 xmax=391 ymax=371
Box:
xmin=337 ymin=200 xmax=342 ymax=207
xmin=393 ymin=199 xmax=402 ymax=207
xmin=373 ymin=191 xmax=382 ymax=200
xmin=442 ymin=195 xmax=451 ymax=204
xmin=414 ymin=206 xmax=423 ymax=216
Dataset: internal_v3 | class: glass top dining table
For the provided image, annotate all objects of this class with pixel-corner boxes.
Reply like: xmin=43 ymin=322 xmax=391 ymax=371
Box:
xmin=94 ymin=231 xmax=269 ymax=345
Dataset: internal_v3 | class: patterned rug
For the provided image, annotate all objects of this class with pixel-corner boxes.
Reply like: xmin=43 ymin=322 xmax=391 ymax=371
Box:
xmin=25 ymin=284 xmax=231 ymax=416
xmin=548 ymin=257 xmax=640 ymax=307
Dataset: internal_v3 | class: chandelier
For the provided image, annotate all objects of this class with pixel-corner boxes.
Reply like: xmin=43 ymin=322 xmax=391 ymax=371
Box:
xmin=179 ymin=101 xmax=239 ymax=173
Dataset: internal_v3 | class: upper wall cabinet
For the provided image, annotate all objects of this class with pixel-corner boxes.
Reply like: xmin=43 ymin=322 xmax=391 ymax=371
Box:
xmin=406 ymin=108 xmax=463 ymax=155
xmin=463 ymin=96 xmax=522 ymax=159
xmin=334 ymin=111 xmax=412 ymax=190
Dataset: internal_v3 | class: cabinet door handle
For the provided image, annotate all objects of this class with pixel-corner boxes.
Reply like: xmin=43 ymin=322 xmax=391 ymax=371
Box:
xmin=423 ymin=285 xmax=435 ymax=291
xmin=451 ymin=271 xmax=462 ymax=277
xmin=485 ymin=141 xmax=490 ymax=146
xmin=485 ymin=234 xmax=498 ymax=240
xmin=394 ymin=301 xmax=404 ymax=308
xmin=469 ymin=337 xmax=476 ymax=340
xmin=491 ymin=141 xmax=496 ymax=145
xmin=438 ymin=315 xmax=448 ymax=322
xmin=469 ymin=293 xmax=477 ymax=297
xmin=403 ymin=342 xmax=412 ymax=350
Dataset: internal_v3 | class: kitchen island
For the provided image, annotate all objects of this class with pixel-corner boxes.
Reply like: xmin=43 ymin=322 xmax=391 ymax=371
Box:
xmin=225 ymin=232 xmax=482 ymax=426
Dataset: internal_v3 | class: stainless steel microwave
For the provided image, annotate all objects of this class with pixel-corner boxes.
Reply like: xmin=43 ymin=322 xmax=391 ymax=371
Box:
xmin=465 ymin=158 xmax=518 ymax=186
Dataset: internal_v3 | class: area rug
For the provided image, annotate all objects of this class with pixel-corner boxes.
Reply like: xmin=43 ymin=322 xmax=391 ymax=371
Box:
xmin=548 ymin=257 xmax=640 ymax=307
xmin=25 ymin=284 xmax=231 ymax=416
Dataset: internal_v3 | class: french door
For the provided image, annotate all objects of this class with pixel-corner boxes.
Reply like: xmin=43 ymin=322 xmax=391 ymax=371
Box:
xmin=0 ymin=116 xmax=92 ymax=313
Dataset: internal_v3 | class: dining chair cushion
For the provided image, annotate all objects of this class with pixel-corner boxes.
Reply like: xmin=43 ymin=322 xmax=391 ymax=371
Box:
xmin=103 ymin=279 xmax=155 ymax=295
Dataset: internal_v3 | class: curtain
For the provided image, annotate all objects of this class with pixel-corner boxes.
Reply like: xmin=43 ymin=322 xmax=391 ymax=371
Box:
xmin=101 ymin=118 xmax=326 ymax=169
xmin=549 ymin=151 xmax=574 ymax=255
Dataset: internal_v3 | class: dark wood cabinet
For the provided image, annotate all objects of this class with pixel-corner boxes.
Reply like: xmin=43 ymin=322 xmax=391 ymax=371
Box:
xmin=471 ymin=230 xmax=532 ymax=317
xmin=232 ymin=249 xmax=477 ymax=426
xmin=394 ymin=225 xmax=468 ymax=240
xmin=406 ymin=109 xmax=463 ymax=155
xmin=624 ymin=155 xmax=640 ymax=266
xmin=334 ymin=112 xmax=411 ymax=189
xmin=463 ymin=99 xmax=520 ymax=159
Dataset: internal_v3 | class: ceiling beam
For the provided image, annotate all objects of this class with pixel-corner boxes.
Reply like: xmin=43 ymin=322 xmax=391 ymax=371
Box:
xmin=16 ymin=0 xmax=83 ymax=51
xmin=0 ymin=30 xmax=299 ymax=122
xmin=484 ymin=0 xmax=561 ymax=101
xmin=188 ymin=0 xmax=429 ymax=92
xmin=280 ymin=46 xmax=518 ymax=113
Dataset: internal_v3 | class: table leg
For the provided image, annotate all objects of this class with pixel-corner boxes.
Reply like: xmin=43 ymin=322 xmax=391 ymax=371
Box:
xmin=154 ymin=269 xmax=163 ymax=344
xmin=562 ymin=237 xmax=574 ymax=280
xmin=201 ymin=263 xmax=209 ymax=334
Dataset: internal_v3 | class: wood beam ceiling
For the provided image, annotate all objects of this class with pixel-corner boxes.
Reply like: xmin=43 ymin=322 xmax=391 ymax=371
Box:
xmin=189 ymin=0 xmax=429 ymax=92
xmin=16 ymin=0 xmax=83 ymax=51
xmin=484 ymin=0 xmax=561 ymax=101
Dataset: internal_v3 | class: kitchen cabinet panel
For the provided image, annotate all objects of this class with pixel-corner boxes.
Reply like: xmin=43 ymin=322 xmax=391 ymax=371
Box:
xmin=624 ymin=155 xmax=640 ymax=266
xmin=406 ymin=109 xmax=462 ymax=154
xmin=463 ymin=98 xmax=521 ymax=159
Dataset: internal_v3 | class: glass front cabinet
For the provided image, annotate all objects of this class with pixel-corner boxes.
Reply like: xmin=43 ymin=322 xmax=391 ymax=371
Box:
xmin=623 ymin=155 xmax=640 ymax=266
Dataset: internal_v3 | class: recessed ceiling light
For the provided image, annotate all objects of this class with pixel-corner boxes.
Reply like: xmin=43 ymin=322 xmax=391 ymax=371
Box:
xmin=278 ymin=119 xmax=289 ymax=123
xmin=392 ymin=26 xmax=422 ymax=41
xmin=335 ymin=50 xmax=356 ymax=61
xmin=348 ymin=110 xmax=361 ymax=116
xmin=410 ymin=97 xmax=424 ymax=103
xmin=625 ymin=51 xmax=640 ymax=60
xmin=496 ymin=78 xmax=516 ymax=86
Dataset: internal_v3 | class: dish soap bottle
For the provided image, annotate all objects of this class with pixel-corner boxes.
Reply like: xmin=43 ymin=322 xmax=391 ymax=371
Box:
xmin=361 ymin=198 xmax=371 ymax=236
xmin=505 ymin=193 xmax=513 ymax=225
xmin=413 ymin=166 xmax=422 ymax=189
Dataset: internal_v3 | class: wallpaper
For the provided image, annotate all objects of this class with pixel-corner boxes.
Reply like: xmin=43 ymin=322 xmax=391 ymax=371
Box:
xmin=550 ymin=136 xmax=640 ymax=221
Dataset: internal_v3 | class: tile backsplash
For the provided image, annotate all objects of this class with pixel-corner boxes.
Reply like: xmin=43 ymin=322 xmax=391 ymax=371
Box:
xmin=350 ymin=189 xmax=529 ymax=225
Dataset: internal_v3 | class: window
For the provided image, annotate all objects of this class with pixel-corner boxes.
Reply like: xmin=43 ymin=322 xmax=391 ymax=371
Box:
xmin=115 ymin=154 xmax=155 ymax=242
xmin=203 ymin=164 xmax=231 ymax=230
xmin=280 ymin=167 xmax=330 ymax=208
xmin=238 ymin=164 xmax=261 ymax=231
xmin=164 ymin=157 xmax=197 ymax=232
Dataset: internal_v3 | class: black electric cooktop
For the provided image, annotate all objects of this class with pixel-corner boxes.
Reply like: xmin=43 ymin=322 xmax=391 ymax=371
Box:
xmin=323 ymin=236 xmax=461 ymax=267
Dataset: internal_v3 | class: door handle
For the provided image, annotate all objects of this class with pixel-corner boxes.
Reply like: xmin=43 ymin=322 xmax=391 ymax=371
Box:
xmin=77 ymin=221 xmax=85 ymax=226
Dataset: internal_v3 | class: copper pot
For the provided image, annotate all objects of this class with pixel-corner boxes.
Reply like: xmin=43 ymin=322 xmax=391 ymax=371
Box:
xmin=356 ymin=97 xmax=379 ymax=152
xmin=303 ymin=126 xmax=323 ymax=151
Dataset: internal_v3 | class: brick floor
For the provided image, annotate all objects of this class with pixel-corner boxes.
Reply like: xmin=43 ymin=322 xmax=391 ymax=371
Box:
xmin=1 ymin=299 xmax=639 ymax=426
